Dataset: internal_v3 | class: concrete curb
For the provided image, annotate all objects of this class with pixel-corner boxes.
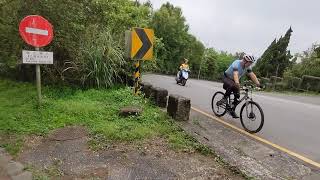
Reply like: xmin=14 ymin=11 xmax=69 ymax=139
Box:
xmin=167 ymin=94 xmax=191 ymax=121
xmin=140 ymin=81 xmax=191 ymax=121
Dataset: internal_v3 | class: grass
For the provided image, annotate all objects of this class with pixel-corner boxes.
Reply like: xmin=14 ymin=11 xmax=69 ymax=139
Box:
xmin=25 ymin=163 xmax=63 ymax=180
xmin=0 ymin=78 xmax=208 ymax=156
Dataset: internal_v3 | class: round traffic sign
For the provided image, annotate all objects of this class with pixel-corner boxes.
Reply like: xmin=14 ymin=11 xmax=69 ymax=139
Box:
xmin=19 ymin=15 xmax=53 ymax=47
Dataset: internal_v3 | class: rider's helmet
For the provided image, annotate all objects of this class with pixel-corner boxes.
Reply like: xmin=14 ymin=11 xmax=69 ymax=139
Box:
xmin=243 ymin=54 xmax=256 ymax=63
xmin=183 ymin=58 xmax=189 ymax=63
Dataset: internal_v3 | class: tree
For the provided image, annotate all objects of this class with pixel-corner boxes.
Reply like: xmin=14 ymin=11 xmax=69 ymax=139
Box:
xmin=255 ymin=39 xmax=277 ymax=77
xmin=255 ymin=27 xmax=293 ymax=77
xmin=150 ymin=2 xmax=204 ymax=74
xmin=198 ymin=48 xmax=218 ymax=79
xmin=0 ymin=0 xmax=152 ymax=87
xmin=185 ymin=35 xmax=205 ymax=75
xmin=273 ymin=27 xmax=293 ymax=77
xmin=285 ymin=44 xmax=320 ymax=77
xmin=196 ymin=48 xmax=236 ymax=80
xmin=215 ymin=51 xmax=235 ymax=79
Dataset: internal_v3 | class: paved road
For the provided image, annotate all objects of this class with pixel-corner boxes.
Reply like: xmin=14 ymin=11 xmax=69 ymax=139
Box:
xmin=143 ymin=74 xmax=320 ymax=163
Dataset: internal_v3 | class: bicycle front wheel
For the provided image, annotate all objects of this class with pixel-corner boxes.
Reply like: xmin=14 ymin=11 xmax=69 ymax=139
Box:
xmin=240 ymin=101 xmax=264 ymax=133
xmin=211 ymin=91 xmax=227 ymax=117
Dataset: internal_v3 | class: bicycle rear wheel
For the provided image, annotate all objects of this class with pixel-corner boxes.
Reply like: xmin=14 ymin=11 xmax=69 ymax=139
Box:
xmin=211 ymin=91 xmax=227 ymax=117
xmin=240 ymin=101 xmax=264 ymax=133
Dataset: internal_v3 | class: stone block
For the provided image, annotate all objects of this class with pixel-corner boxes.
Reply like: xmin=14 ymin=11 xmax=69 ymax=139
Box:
xmin=151 ymin=87 xmax=168 ymax=108
xmin=167 ymin=94 xmax=191 ymax=121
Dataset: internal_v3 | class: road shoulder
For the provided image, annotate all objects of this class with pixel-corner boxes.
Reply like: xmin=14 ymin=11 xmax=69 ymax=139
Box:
xmin=177 ymin=109 xmax=320 ymax=179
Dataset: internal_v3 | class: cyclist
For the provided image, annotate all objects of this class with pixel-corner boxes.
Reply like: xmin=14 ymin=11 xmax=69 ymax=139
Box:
xmin=221 ymin=54 xmax=262 ymax=118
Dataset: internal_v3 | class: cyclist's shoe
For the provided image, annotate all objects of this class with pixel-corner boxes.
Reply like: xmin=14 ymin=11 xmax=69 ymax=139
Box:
xmin=229 ymin=110 xmax=239 ymax=118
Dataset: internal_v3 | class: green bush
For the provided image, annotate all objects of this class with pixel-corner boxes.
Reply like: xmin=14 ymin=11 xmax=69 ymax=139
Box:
xmin=265 ymin=82 xmax=273 ymax=90
xmin=260 ymin=77 xmax=270 ymax=86
xmin=283 ymin=76 xmax=301 ymax=90
xmin=275 ymin=82 xmax=285 ymax=91
xmin=74 ymin=26 xmax=126 ymax=88
xmin=292 ymin=77 xmax=302 ymax=89
xmin=269 ymin=76 xmax=283 ymax=90
xmin=0 ymin=0 xmax=152 ymax=88
xmin=270 ymin=76 xmax=283 ymax=84
xmin=300 ymin=75 xmax=320 ymax=92
xmin=0 ymin=63 xmax=7 ymax=77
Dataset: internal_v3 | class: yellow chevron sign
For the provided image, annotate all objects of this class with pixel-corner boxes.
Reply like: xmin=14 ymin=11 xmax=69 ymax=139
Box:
xmin=131 ymin=28 xmax=154 ymax=60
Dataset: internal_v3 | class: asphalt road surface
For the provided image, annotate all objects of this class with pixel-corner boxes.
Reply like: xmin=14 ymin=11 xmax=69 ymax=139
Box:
xmin=143 ymin=74 xmax=320 ymax=164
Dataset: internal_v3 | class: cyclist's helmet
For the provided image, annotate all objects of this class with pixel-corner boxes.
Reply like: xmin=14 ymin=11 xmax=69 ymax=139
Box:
xmin=243 ymin=54 xmax=256 ymax=63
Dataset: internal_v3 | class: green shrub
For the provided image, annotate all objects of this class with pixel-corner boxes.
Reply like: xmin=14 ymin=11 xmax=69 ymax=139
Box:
xmin=270 ymin=76 xmax=283 ymax=84
xmin=0 ymin=63 xmax=7 ymax=77
xmin=300 ymin=75 xmax=320 ymax=92
xmin=260 ymin=77 xmax=270 ymax=86
xmin=265 ymin=82 xmax=273 ymax=90
xmin=283 ymin=76 xmax=301 ymax=90
xmin=78 ymin=26 xmax=126 ymax=88
xmin=292 ymin=77 xmax=302 ymax=89
xmin=275 ymin=82 xmax=285 ymax=91
xmin=0 ymin=0 xmax=152 ymax=88
xmin=269 ymin=76 xmax=283 ymax=90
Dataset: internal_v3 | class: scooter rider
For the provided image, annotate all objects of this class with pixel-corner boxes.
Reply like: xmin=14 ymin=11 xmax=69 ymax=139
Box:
xmin=179 ymin=58 xmax=189 ymax=78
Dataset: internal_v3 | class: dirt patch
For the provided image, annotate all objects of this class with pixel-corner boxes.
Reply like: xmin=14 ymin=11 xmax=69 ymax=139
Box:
xmin=48 ymin=126 xmax=88 ymax=141
xmin=18 ymin=126 xmax=244 ymax=179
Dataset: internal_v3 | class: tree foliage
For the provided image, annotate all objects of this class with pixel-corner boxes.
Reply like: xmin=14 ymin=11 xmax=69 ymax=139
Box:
xmin=197 ymin=48 xmax=234 ymax=80
xmin=197 ymin=48 xmax=218 ymax=79
xmin=3 ymin=1 xmax=313 ymax=87
xmin=255 ymin=27 xmax=293 ymax=77
xmin=0 ymin=0 xmax=152 ymax=87
xmin=285 ymin=44 xmax=320 ymax=78
xmin=150 ymin=2 xmax=204 ymax=74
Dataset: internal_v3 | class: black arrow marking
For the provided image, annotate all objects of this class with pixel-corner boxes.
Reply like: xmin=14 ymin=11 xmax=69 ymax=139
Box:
xmin=133 ymin=28 xmax=152 ymax=59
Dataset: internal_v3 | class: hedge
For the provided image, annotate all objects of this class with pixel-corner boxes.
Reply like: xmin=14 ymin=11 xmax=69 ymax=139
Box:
xmin=300 ymin=75 xmax=320 ymax=92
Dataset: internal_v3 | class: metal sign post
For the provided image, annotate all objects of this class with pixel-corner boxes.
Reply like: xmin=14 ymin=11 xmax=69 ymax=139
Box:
xmin=126 ymin=27 xmax=154 ymax=95
xmin=35 ymin=48 xmax=41 ymax=105
xmin=19 ymin=15 xmax=54 ymax=107
xmin=22 ymin=49 xmax=53 ymax=106
xmin=134 ymin=60 xmax=141 ymax=95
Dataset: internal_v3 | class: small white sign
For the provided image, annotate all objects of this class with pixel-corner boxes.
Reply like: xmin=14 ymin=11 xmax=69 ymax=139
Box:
xmin=22 ymin=50 xmax=53 ymax=64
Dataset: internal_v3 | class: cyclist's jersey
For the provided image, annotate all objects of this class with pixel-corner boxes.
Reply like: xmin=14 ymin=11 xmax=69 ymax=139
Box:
xmin=224 ymin=60 xmax=252 ymax=80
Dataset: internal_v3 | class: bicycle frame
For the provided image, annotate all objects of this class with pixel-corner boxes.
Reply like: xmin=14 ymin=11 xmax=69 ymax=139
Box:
xmin=241 ymin=86 xmax=254 ymax=118
xmin=224 ymin=85 xmax=255 ymax=120
xmin=228 ymin=85 xmax=253 ymax=110
xmin=212 ymin=84 xmax=264 ymax=133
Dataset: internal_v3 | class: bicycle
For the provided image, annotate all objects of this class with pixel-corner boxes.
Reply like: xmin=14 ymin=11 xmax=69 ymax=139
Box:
xmin=211 ymin=84 xmax=264 ymax=133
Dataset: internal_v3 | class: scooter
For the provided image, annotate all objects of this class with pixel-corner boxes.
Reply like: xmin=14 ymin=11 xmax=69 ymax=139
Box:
xmin=176 ymin=69 xmax=190 ymax=86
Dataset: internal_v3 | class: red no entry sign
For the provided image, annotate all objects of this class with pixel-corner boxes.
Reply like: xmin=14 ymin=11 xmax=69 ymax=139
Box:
xmin=19 ymin=15 xmax=53 ymax=47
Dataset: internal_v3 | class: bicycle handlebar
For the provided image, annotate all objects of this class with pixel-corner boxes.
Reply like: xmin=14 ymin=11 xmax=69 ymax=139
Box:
xmin=241 ymin=84 xmax=253 ymax=90
xmin=241 ymin=84 xmax=265 ymax=91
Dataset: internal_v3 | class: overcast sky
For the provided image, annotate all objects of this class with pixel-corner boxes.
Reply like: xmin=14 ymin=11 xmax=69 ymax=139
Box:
xmin=140 ymin=0 xmax=319 ymax=57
